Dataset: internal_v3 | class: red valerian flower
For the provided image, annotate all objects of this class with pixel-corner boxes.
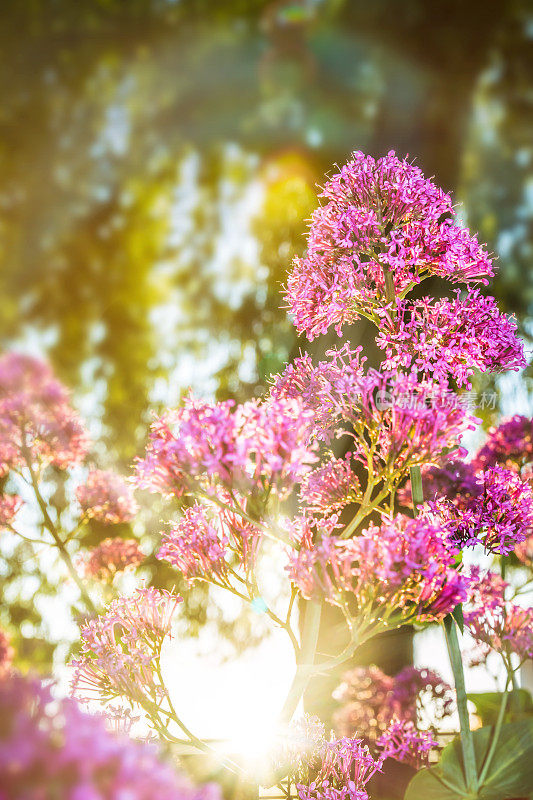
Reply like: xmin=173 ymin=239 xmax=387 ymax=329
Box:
xmin=296 ymin=736 xmax=382 ymax=800
xmin=473 ymin=414 xmax=533 ymax=472
xmin=376 ymin=290 xmax=525 ymax=388
xmin=0 ymin=352 xmax=89 ymax=474
xmin=80 ymin=537 xmax=144 ymax=581
xmin=287 ymin=514 xmax=467 ymax=628
xmin=76 ymin=470 xmax=139 ymax=524
xmin=430 ymin=466 xmax=533 ymax=554
xmin=286 ymin=151 xmax=493 ymax=340
xmin=0 ymin=672 xmax=220 ymax=800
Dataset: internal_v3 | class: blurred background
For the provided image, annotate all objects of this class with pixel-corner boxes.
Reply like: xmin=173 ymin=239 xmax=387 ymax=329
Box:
xmin=1 ymin=0 xmax=533 ymax=733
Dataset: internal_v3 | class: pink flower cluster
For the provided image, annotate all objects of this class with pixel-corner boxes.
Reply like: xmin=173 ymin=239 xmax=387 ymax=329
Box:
xmin=273 ymin=348 xmax=475 ymax=469
xmin=300 ymin=455 xmax=360 ymax=528
xmin=0 ymin=672 xmax=220 ymax=800
xmin=464 ymin=568 xmax=533 ymax=666
xmin=473 ymin=414 xmax=533 ymax=472
xmin=157 ymin=497 xmax=259 ymax=585
xmin=375 ymin=718 xmax=436 ymax=769
xmin=136 ymin=396 xmax=317 ymax=502
xmin=431 ymin=465 xmax=533 ymax=554
xmin=0 ymin=352 xmax=89 ymax=474
xmin=286 ymin=151 xmax=493 ymax=340
xmin=76 ymin=469 xmax=139 ymax=524
xmin=71 ymin=587 xmax=181 ymax=704
xmin=80 ymin=537 xmax=144 ymax=581
xmin=287 ymin=514 xmax=467 ymax=625
xmin=376 ymin=290 xmax=525 ymax=387
xmin=0 ymin=493 xmax=22 ymax=529
xmin=0 ymin=628 xmax=13 ymax=676
xmin=296 ymin=737 xmax=382 ymax=800
xmin=333 ymin=665 xmax=453 ymax=744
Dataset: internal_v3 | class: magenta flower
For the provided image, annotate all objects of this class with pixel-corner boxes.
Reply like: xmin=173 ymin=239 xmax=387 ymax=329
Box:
xmin=0 ymin=352 xmax=89 ymax=474
xmin=0 ymin=493 xmax=22 ymax=529
xmin=464 ymin=568 xmax=533 ymax=666
xmin=431 ymin=465 xmax=533 ymax=554
xmin=300 ymin=454 xmax=360 ymax=527
xmin=0 ymin=628 xmax=13 ymax=676
xmin=136 ymin=395 xmax=317 ymax=502
xmin=333 ymin=665 xmax=453 ymax=745
xmin=273 ymin=349 xmax=476 ymax=468
xmin=286 ymin=151 xmax=493 ymax=340
xmin=287 ymin=514 xmax=466 ymax=627
xmin=515 ymin=533 xmax=533 ymax=568
xmin=376 ymin=718 xmax=436 ymax=769
xmin=76 ymin=469 xmax=139 ymax=524
xmin=71 ymin=587 xmax=182 ymax=704
xmin=473 ymin=414 xmax=533 ymax=472
xmin=0 ymin=672 xmax=220 ymax=800
xmin=296 ymin=737 xmax=382 ymax=800
xmin=376 ymin=290 xmax=525 ymax=387
xmin=80 ymin=537 xmax=144 ymax=581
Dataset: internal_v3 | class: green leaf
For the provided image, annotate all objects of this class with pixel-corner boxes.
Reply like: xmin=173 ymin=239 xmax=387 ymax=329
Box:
xmin=405 ymin=720 xmax=533 ymax=800
xmin=451 ymin=603 xmax=464 ymax=634
xmin=469 ymin=690 xmax=533 ymax=726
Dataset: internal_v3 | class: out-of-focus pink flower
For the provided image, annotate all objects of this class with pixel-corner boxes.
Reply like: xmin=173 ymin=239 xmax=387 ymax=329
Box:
xmin=376 ymin=290 xmax=525 ymax=388
xmin=80 ymin=537 xmax=144 ymax=581
xmin=376 ymin=718 xmax=436 ymax=769
xmin=473 ymin=415 xmax=533 ymax=472
xmin=135 ymin=395 xmax=317 ymax=502
xmin=76 ymin=470 xmax=139 ymax=524
xmin=333 ymin=666 xmax=453 ymax=743
xmin=71 ymin=587 xmax=182 ymax=704
xmin=0 ymin=493 xmax=22 ymax=529
xmin=515 ymin=533 xmax=533 ymax=568
xmin=0 ymin=672 xmax=221 ymax=800
xmin=464 ymin=568 xmax=533 ymax=666
xmin=296 ymin=737 xmax=382 ymax=800
xmin=431 ymin=466 xmax=533 ymax=554
xmin=0 ymin=628 xmax=13 ymax=676
xmin=398 ymin=460 xmax=480 ymax=510
xmin=287 ymin=514 xmax=466 ymax=627
xmin=286 ymin=151 xmax=493 ymax=340
xmin=0 ymin=352 xmax=89 ymax=474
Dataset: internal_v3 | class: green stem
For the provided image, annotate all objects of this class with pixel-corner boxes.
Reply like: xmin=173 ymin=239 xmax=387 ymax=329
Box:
xmin=23 ymin=450 xmax=97 ymax=615
xmin=279 ymin=599 xmax=322 ymax=722
xmin=443 ymin=615 xmax=478 ymax=792
xmin=409 ymin=465 xmax=424 ymax=518
xmin=478 ymin=680 xmax=510 ymax=787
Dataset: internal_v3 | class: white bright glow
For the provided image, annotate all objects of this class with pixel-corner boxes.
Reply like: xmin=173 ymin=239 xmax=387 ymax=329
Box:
xmin=161 ymin=625 xmax=295 ymax=763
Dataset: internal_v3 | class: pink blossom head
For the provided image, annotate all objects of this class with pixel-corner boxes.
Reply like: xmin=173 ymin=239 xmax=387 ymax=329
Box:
xmin=0 ymin=352 xmax=90 ymax=474
xmin=0 ymin=493 xmax=23 ymax=529
xmin=465 ymin=568 xmax=533 ymax=665
xmin=288 ymin=514 xmax=465 ymax=626
xmin=473 ymin=415 xmax=533 ymax=472
xmin=300 ymin=454 xmax=360 ymax=528
xmin=286 ymin=151 xmax=493 ymax=340
xmin=296 ymin=736 xmax=381 ymax=800
xmin=136 ymin=394 xmax=317 ymax=504
xmin=72 ymin=587 xmax=182 ymax=704
xmin=76 ymin=470 xmax=139 ymax=524
xmin=0 ymin=671 xmax=221 ymax=800
xmin=80 ymin=537 xmax=144 ymax=581
xmin=376 ymin=718 xmax=436 ymax=769
xmin=431 ymin=466 xmax=533 ymax=554
xmin=0 ymin=628 xmax=13 ymax=676
xmin=376 ymin=290 xmax=525 ymax=388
